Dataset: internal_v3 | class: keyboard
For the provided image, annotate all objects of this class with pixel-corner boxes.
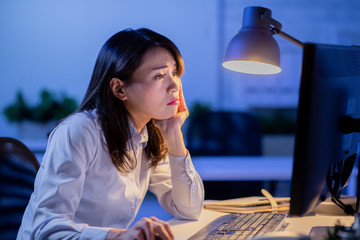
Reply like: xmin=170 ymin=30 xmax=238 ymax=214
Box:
xmin=188 ymin=212 xmax=287 ymax=240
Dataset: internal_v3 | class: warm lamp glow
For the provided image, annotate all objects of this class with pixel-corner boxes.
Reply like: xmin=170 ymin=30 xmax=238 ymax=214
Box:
xmin=222 ymin=60 xmax=281 ymax=75
xmin=222 ymin=6 xmax=302 ymax=75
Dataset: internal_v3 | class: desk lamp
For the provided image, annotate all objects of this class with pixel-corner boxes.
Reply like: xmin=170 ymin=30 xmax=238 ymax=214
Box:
xmin=222 ymin=6 xmax=303 ymax=75
xmin=222 ymin=6 xmax=360 ymax=238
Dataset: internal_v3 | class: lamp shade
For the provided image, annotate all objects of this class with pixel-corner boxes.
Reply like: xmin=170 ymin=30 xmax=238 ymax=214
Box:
xmin=222 ymin=6 xmax=281 ymax=74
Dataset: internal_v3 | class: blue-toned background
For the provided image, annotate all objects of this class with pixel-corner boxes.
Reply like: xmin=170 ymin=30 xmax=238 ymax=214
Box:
xmin=2 ymin=0 xmax=360 ymax=229
xmin=1 ymin=0 xmax=360 ymax=140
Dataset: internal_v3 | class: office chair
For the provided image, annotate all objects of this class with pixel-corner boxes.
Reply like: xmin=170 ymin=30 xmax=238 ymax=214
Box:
xmin=187 ymin=111 xmax=266 ymax=199
xmin=0 ymin=137 xmax=40 ymax=240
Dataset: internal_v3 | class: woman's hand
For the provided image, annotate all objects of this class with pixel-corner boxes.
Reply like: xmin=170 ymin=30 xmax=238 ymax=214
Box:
xmin=154 ymin=85 xmax=189 ymax=132
xmin=106 ymin=216 xmax=174 ymax=240
xmin=154 ymin=85 xmax=189 ymax=157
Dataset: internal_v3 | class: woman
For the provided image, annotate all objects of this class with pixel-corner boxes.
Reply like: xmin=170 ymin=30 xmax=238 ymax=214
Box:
xmin=17 ymin=28 xmax=204 ymax=240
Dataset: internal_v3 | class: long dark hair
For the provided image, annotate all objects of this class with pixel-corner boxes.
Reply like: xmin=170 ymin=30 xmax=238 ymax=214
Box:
xmin=78 ymin=28 xmax=184 ymax=172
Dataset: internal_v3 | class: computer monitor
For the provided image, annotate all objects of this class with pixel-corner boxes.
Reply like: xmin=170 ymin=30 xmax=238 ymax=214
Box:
xmin=289 ymin=43 xmax=360 ymax=216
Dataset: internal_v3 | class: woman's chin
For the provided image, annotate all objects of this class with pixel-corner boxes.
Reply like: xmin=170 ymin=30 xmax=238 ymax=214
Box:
xmin=156 ymin=115 xmax=174 ymax=121
xmin=156 ymin=111 xmax=177 ymax=120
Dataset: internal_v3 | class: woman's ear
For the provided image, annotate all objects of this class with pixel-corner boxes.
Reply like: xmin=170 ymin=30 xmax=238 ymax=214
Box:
xmin=110 ymin=78 xmax=127 ymax=100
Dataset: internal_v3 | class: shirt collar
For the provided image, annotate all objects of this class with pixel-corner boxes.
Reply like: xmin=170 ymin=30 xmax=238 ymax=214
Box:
xmin=128 ymin=119 xmax=149 ymax=145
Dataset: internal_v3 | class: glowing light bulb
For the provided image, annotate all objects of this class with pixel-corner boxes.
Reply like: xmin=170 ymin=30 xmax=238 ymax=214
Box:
xmin=222 ymin=60 xmax=281 ymax=75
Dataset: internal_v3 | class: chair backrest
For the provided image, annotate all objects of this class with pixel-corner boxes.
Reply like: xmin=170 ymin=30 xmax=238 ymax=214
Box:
xmin=0 ymin=137 xmax=39 ymax=240
xmin=187 ymin=111 xmax=262 ymax=156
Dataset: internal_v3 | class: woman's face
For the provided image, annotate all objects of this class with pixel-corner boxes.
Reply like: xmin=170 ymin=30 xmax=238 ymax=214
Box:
xmin=123 ymin=46 xmax=181 ymax=127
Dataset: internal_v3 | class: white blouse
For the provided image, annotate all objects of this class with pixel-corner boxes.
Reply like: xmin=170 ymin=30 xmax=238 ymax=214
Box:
xmin=17 ymin=111 xmax=204 ymax=240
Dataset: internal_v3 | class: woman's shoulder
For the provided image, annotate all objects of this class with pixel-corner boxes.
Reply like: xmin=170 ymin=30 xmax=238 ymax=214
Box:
xmin=52 ymin=110 xmax=100 ymax=138
xmin=63 ymin=110 xmax=97 ymax=125
xmin=45 ymin=110 xmax=103 ymax=168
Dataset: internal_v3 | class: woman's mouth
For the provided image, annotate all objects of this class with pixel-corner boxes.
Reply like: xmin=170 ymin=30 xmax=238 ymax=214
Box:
xmin=167 ymin=98 xmax=180 ymax=105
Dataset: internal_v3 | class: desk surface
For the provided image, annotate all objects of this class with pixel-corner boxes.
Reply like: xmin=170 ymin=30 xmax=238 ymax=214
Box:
xmin=169 ymin=208 xmax=355 ymax=240
xmin=192 ymin=156 xmax=293 ymax=181
xmin=192 ymin=156 xmax=358 ymax=196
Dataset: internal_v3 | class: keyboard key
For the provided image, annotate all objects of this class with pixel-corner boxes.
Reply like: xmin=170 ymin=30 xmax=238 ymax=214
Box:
xmin=188 ymin=212 xmax=287 ymax=240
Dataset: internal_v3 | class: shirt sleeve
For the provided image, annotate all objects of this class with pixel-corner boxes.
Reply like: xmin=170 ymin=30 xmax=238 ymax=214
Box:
xmin=148 ymin=152 xmax=204 ymax=220
xmin=28 ymin=115 xmax=110 ymax=240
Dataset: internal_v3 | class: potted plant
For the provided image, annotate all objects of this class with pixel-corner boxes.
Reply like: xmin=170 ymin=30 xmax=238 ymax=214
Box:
xmin=3 ymin=89 xmax=78 ymax=139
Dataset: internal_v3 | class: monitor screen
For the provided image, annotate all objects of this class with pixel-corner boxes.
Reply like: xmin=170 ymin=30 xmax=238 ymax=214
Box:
xmin=290 ymin=43 xmax=360 ymax=216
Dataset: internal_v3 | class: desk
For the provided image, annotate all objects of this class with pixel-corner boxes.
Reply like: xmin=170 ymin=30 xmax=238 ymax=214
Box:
xmin=192 ymin=156 xmax=358 ymax=196
xmin=192 ymin=156 xmax=293 ymax=181
xmin=169 ymin=208 xmax=355 ymax=240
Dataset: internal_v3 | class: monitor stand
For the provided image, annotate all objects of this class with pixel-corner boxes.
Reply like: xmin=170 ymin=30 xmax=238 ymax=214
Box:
xmin=309 ymin=195 xmax=358 ymax=240
xmin=309 ymin=215 xmax=360 ymax=240
xmin=313 ymin=195 xmax=357 ymax=216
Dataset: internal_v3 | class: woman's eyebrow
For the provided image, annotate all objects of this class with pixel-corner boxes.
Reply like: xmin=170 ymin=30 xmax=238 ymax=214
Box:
xmin=151 ymin=65 xmax=168 ymax=71
xmin=151 ymin=63 xmax=177 ymax=71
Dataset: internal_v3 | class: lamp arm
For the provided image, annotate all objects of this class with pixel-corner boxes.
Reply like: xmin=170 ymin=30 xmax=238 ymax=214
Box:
xmin=277 ymin=31 xmax=304 ymax=48
xmin=266 ymin=15 xmax=304 ymax=48
xmin=270 ymin=25 xmax=304 ymax=48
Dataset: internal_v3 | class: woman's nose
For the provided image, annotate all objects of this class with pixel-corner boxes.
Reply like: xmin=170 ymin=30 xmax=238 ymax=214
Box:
xmin=168 ymin=75 xmax=180 ymax=94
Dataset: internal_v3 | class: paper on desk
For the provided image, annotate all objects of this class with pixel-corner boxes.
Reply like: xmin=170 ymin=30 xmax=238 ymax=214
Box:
xmin=204 ymin=196 xmax=290 ymax=213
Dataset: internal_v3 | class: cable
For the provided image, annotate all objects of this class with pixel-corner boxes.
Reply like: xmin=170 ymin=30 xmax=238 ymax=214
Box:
xmin=326 ymin=164 xmax=355 ymax=215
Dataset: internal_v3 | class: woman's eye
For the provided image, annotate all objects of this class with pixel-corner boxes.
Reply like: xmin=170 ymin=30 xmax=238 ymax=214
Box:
xmin=172 ymin=71 xmax=178 ymax=77
xmin=155 ymin=74 xmax=166 ymax=80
